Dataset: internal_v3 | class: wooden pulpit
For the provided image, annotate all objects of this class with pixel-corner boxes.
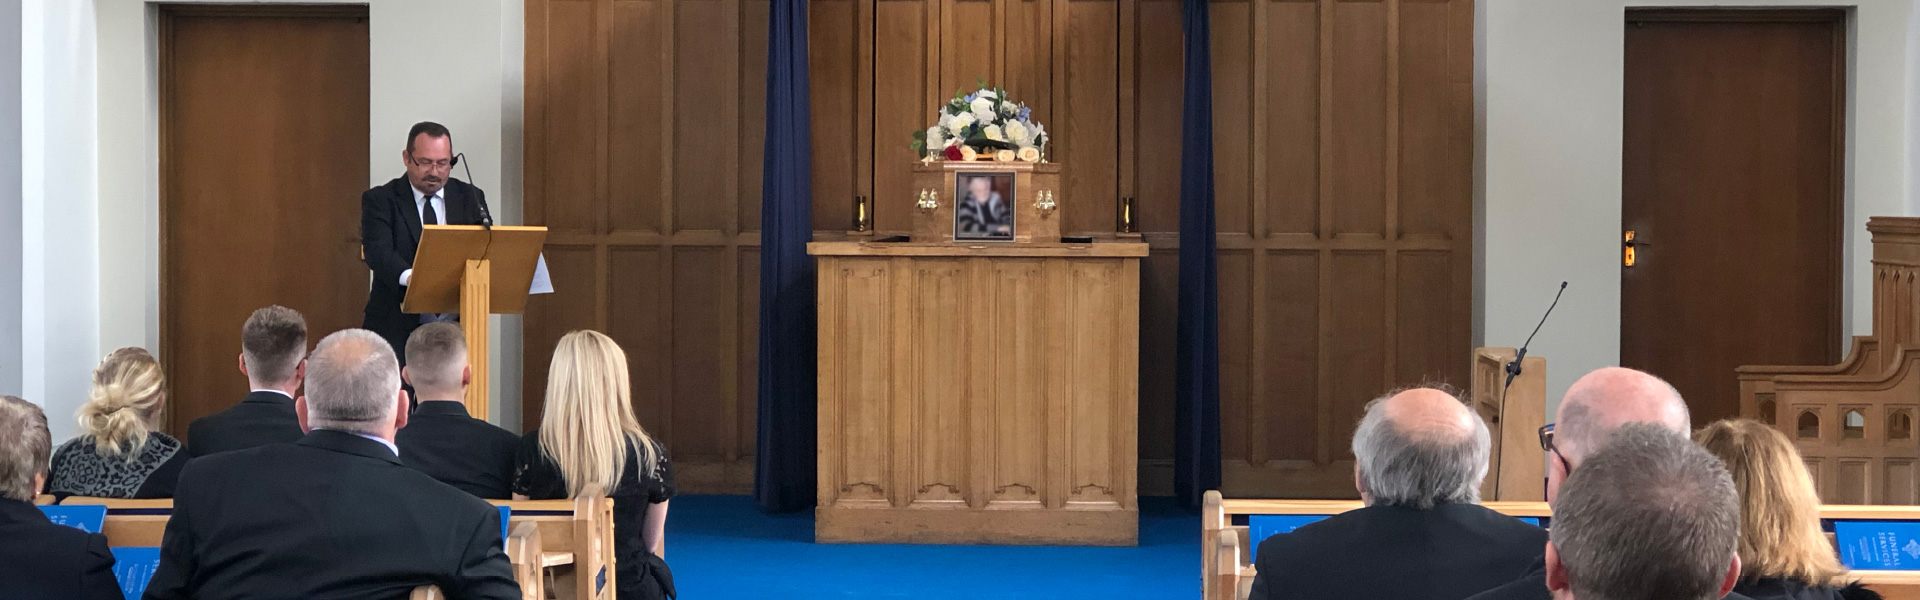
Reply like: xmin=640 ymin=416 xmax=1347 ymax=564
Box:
xmin=811 ymin=160 xmax=1145 ymax=545
xmin=402 ymin=225 xmax=548 ymax=420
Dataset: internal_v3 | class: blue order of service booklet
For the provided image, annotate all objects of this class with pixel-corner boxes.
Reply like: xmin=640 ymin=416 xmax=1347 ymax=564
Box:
xmin=1835 ymin=520 xmax=1920 ymax=570
xmin=38 ymin=504 xmax=108 ymax=533
xmin=499 ymin=505 xmax=511 ymax=547
xmin=111 ymin=547 xmax=162 ymax=600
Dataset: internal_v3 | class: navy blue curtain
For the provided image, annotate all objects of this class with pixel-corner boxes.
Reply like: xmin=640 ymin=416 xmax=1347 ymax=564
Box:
xmin=754 ymin=0 xmax=817 ymax=513
xmin=1174 ymin=0 xmax=1222 ymax=509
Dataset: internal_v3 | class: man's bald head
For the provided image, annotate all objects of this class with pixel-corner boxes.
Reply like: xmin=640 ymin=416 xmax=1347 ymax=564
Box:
xmin=1352 ymin=387 xmax=1492 ymax=508
xmin=1556 ymin=367 xmax=1691 ymax=464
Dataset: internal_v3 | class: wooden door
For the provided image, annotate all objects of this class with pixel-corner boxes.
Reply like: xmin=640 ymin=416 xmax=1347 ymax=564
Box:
xmin=1211 ymin=0 xmax=1475 ymax=497
xmin=160 ymin=6 xmax=370 ymax=438
xmin=1621 ymin=10 xmax=1844 ymax=426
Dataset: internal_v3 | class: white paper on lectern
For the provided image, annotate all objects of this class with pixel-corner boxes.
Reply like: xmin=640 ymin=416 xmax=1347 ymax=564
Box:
xmin=530 ymin=254 xmax=554 ymax=295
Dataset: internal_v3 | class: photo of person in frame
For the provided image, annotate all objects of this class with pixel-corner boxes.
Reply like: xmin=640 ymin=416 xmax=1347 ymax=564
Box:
xmin=955 ymin=172 xmax=1015 ymax=240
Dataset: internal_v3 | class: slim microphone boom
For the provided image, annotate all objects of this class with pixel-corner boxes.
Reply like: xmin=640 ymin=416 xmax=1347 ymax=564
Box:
xmin=1506 ymin=281 xmax=1568 ymax=390
xmin=452 ymin=152 xmax=492 ymax=227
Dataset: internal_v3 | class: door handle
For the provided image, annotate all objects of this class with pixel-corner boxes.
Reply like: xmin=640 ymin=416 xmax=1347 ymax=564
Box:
xmin=1624 ymin=230 xmax=1651 ymax=267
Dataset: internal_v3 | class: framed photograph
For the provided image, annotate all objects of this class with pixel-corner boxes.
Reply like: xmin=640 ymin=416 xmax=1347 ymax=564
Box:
xmin=953 ymin=172 xmax=1016 ymax=241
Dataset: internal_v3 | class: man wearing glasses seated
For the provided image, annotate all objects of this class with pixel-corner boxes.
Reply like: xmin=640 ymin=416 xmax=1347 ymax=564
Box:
xmin=360 ymin=122 xmax=492 ymax=369
xmin=1468 ymin=367 xmax=1753 ymax=600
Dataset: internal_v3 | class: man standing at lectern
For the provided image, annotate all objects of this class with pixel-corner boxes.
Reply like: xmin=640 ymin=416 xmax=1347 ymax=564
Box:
xmin=361 ymin=122 xmax=491 ymax=365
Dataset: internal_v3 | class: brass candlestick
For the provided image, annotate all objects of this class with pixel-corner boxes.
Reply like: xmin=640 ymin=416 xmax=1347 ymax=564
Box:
xmin=1116 ymin=196 xmax=1137 ymax=234
xmin=851 ymin=195 xmax=873 ymax=233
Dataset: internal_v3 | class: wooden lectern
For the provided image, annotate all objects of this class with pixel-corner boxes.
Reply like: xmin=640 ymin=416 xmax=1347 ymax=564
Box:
xmin=402 ymin=225 xmax=548 ymax=420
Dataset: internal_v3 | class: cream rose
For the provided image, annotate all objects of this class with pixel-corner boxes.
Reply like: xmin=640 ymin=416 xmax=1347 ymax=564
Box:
xmin=1005 ymin=121 xmax=1031 ymax=146
xmin=1017 ymin=146 xmax=1041 ymax=162
xmin=960 ymin=146 xmax=978 ymax=161
xmin=995 ymin=149 xmax=1016 ymax=162
xmin=983 ymin=124 xmax=1006 ymax=142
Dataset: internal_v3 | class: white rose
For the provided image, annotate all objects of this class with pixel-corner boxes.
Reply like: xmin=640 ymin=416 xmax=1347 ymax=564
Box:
xmin=977 ymin=89 xmax=997 ymax=99
xmin=926 ymin=127 xmax=945 ymax=152
xmin=947 ymin=112 xmax=974 ymax=135
xmin=983 ymin=124 xmax=1005 ymax=142
xmin=995 ymin=149 xmax=1016 ymax=162
xmin=1017 ymin=146 xmax=1041 ymax=162
xmin=1005 ymin=121 xmax=1030 ymax=145
xmin=970 ymin=97 xmax=994 ymax=117
xmin=998 ymin=101 xmax=1017 ymax=116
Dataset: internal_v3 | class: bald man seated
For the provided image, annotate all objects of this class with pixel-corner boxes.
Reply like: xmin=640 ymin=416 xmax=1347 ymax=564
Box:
xmin=1247 ymin=387 xmax=1548 ymax=600
xmin=144 ymin=329 xmax=518 ymax=600
xmin=1466 ymin=367 xmax=1754 ymax=600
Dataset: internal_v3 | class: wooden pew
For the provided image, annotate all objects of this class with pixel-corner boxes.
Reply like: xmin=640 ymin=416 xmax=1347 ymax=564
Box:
xmin=41 ymin=495 xmax=607 ymax=600
xmin=1205 ymin=491 xmax=1920 ymax=600
xmin=1736 ymin=217 xmax=1920 ymax=505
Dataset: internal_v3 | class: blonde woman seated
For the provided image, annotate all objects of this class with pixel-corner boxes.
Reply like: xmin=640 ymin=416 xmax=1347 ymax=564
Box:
xmin=513 ymin=330 xmax=675 ymax=600
xmin=47 ymin=348 xmax=189 ymax=499
xmin=1696 ymin=419 xmax=1881 ymax=600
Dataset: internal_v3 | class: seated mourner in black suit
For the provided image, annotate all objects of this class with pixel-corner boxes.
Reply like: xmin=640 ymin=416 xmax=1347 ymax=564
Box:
xmin=396 ymin=322 xmax=519 ymax=499
xmin=1248 ymin=387 xmax=1546 ymax=600
xmin=187 ymin=305 xmax=309 ymax=457
xmin=0 ymin=395 xmax=121 ymax=599
xmin=1467 ymin=367 xmax=1754 ymax=600
xmin=1546 ymin=424 xmax=1747 ymax=600
xmin=144 ymin=329 xmax=518 ymax=600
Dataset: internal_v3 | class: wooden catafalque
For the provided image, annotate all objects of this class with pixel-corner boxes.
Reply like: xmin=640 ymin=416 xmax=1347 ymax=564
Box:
xmin=808 ymin=158 xmax=1146 ymax=545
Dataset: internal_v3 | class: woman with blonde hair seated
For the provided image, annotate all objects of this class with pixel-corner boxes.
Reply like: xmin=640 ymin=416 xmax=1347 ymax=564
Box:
xmin=47 ymin=347 xmax=189 ymax=499
xmin=513 ymin=330 xmax=675 ymax=600
xmin=1696 ymin=419 xmax=1881 ymax=600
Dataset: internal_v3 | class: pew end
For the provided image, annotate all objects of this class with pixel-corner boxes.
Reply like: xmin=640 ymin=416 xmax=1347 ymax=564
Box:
xmin=506 ymin=521 xmax=546 ymax=600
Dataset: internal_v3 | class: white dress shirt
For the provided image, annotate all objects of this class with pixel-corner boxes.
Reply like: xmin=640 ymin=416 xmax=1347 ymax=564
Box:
xmin=398 ymin=185 xmax=447 ymax=287
xmin=250 ymin=389 xmax=294 ymax=401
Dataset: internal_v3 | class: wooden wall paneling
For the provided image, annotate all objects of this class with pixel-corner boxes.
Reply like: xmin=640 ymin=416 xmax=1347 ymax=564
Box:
xmin=872 ymin=0 xmax=938 ymax=234
xmin=1220 ymin=0 xmax=1472 ymax=498
xmin=526 ymin=0 xmax=765 ymax=492
xmin=810 ymin=0 xmax=870 ymax=231
xmin=1128 ymin=0 xmax=1184 ymax=492
xmin=942 ymin=0 xmax=998 ymax=98
xmin=1056 ymin=0 xmax=1120 ymax=236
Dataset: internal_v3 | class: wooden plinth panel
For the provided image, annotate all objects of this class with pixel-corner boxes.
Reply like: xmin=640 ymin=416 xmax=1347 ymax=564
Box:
xmin=813 ymin=243 xmax=1143 ymax=545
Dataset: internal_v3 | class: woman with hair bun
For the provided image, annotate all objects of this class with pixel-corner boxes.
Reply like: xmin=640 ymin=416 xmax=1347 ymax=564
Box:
xmin=46 ymin=348 xmax=189 ymax=499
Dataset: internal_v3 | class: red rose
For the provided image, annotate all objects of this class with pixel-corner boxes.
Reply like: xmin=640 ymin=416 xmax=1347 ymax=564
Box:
xmin=943 ymin=145 xmax=964 ymax=161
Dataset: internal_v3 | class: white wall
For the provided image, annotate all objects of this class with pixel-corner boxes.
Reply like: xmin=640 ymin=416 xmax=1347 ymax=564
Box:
xmin=19 ymin=0 xmax=527 ymax=440
xmin=0 ymin=0 xmax=22 ymax=399
xmin=1479 ymin=0 xmax=1920 ymax=416
xmin=19 ymin=0 xmax=100 ymax=442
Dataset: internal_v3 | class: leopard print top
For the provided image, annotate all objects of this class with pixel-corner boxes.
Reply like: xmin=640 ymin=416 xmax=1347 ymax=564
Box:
xmin=47 ymin=433 xmax=185 ymax=499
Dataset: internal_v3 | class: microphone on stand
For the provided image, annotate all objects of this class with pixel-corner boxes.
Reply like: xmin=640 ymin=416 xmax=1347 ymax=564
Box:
xmin=1506 ymin=281 xmax=1568 ymax=391
xmin=453 ymin=152 xmax=491 ymax=227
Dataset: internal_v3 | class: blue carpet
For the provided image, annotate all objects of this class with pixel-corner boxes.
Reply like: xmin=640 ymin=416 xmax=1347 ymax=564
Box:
xmin=667 ymin=495 xmax=1198 ymax=599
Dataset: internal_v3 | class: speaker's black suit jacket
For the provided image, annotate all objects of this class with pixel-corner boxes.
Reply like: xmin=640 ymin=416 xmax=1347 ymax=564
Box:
xmin=361 ymin=175 xmax=489 ymax=363
xmin=397 ymin=401 xmax=521 ymax=499
xmin=0 ymin=497 xmax=122 ymax=600
xmin=185 ymin=391 xmax=304 ymax=457
xmin=142 ymin=430 xmax=518 ymax=600
xmin=1248 ymin=503 xmax=1547 ymax=600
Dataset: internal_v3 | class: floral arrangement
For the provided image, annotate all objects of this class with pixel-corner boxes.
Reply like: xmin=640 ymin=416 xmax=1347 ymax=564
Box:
xmin=911 ymin=85 xmax=1048 ymax=163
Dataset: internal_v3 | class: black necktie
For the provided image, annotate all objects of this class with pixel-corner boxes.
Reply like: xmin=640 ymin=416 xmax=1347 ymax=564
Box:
xmin=421 ymin=197 xmax=438 ymax=226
